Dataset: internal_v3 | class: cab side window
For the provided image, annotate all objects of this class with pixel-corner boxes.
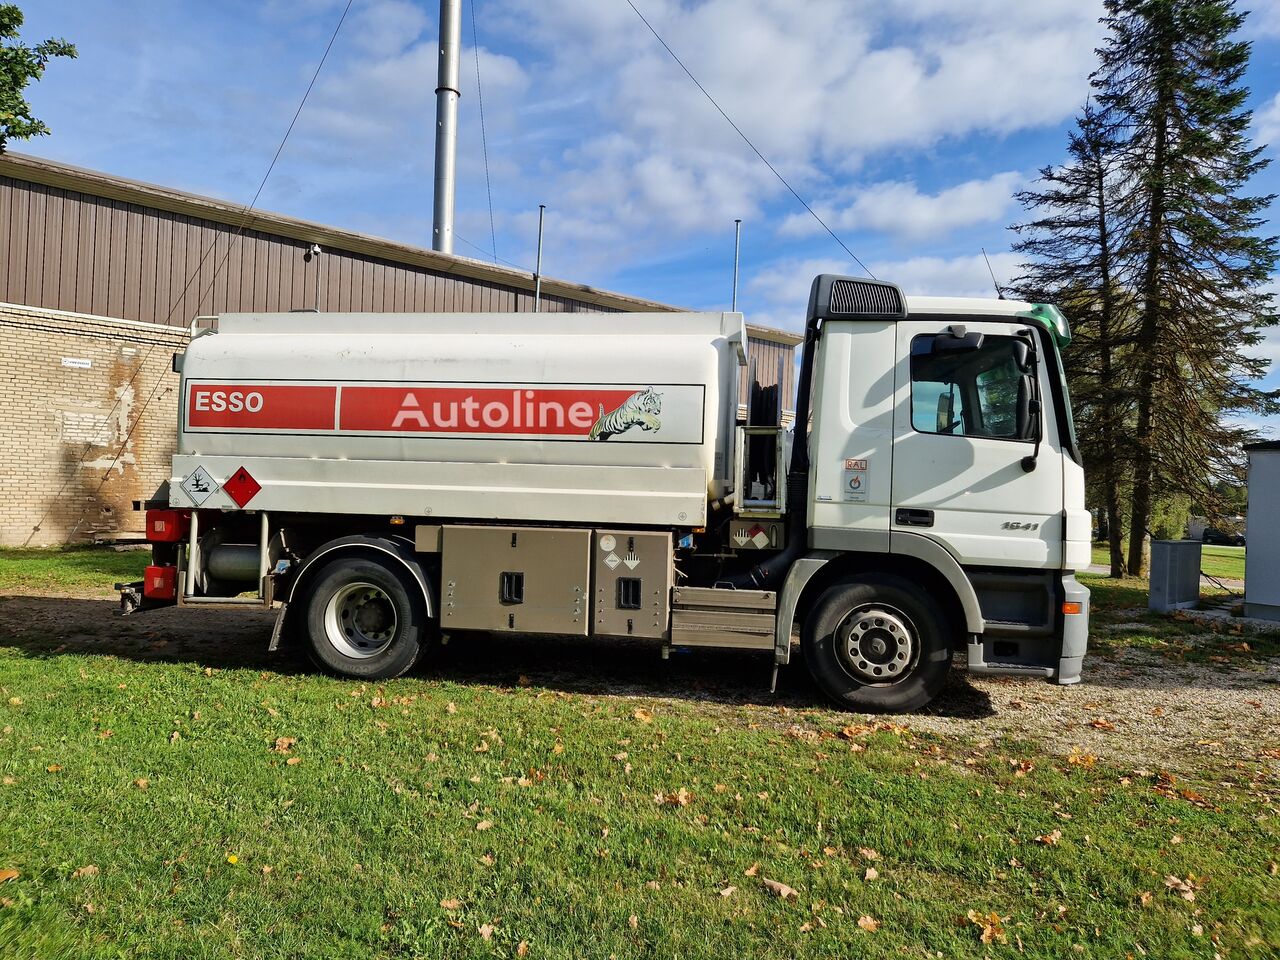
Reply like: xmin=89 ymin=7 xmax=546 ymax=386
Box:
xmin=910 ymin=334 xmax=1036 ymax=441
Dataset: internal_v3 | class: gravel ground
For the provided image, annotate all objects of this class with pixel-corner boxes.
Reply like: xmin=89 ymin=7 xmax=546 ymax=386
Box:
xmin=1 ymin=589 xmax=1276 ymax=781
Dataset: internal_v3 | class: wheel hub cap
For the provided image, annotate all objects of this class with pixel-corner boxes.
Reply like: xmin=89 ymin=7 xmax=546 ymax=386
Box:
xmin=837 ymin=607 xmax=915 ymax=683
xmin=324 ymin=582 xmax=398 ymax=658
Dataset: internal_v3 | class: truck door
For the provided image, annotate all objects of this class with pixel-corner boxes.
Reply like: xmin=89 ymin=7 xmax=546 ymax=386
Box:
xmin=889 ymin=319 xmax=1064 ymax=569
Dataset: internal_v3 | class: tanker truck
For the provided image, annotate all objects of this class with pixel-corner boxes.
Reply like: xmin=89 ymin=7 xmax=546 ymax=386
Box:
xmin=118 ymin=274 xmax=1091 ymax=712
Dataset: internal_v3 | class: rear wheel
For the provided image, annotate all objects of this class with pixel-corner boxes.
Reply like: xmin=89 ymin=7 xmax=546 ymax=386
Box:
xmin=301 ymin=556 xmax=429 ymax=680
xmin=802 ymin=574 xmax=952 ymax=713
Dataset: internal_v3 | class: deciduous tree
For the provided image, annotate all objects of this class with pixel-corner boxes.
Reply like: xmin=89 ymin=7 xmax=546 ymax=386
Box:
xmin=0 ymin=3 xmax=75 ymax=152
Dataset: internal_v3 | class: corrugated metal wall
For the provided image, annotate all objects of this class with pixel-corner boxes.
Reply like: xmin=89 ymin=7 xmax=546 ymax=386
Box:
xmin=0 ymin=171 xmax=796 ymax=410
xmin=0 ymin=176 xmax=607 ymax=325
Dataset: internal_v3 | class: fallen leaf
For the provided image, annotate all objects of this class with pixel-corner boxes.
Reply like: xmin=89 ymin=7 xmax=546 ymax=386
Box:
xmin=6 ymin=698 xmax=21 ymax=706
xmin=46 ymin=764 xmax=62 ymax=773
xmin=446 ymin=702 xmax=457 ymax=714
xmin=552 ymin=742 xmax=564 ymax=755
xmin=98 ymin=729 xmax=113 ymax=740
xmin=857 ymin=915 xmax=880 ymax=932
xmin=479 ymin=854 xmax=495 ymax=867
xmin=1164 ymin=875 xmax=1197 ymax=902
xmin=744 ymin=863 xmax=760 ymax=877
xmin=169 ymin=731 xmax=181 ymax=744
xmin=261 ymin=865 xmax=273 ymax=875
xmin=654 ymin=788 xmax=694 ymax=807
xmin=0 ymin=869 xmax=18 ymax=883
xmin=1139 ymin=891 xmax=1153 ymax=907
xmin=1090 ymin=718 xmax=1116 ymax=731
xmin=1035 ymin=831 xmax=1062 ymax=846
xmin=440 ymin=898 xmax=462 ymax=910
xmin=762 ymin=878 xmax=799 ymax=900
xmin=476 ymin=820 xmax=494 ymax=831
xmin=285 ymin=757 xmax=301 ymax=766
xmin=858 ymin=847 xmax=880 ymax=861
xmin=473 ymin=741 xmax=490 ymax=753
xmin=1067 ymin=749 xmax=1096 ymax=768
xmin=633 ymin=708 xmax=654 ymax=724
xmin=719 ymin=885 xmax=737 ymax=897
xmin=478 ymin=923 xmax=495 ymax=941
xmin=517 ymin=941 xmax=530 ymax=957
xmin=71 ymin=865 xmax=99 ymax=879
xmin=272 ymin=736 xmax=297 ymax=754
xmin=628 ymin=914 xmax=639 ymax=929
xmin=864 ymin=867 xmax=879 ymax=881
xmin=134 ymin=778 xmax=149 ymax=790
xmin=966 ymin=909 xmax=1008 ymax=945
xmin=1191 ymin=923 xmax=1204 ymax=936
xmin=82 ymin=902 xmax=95 ymax=914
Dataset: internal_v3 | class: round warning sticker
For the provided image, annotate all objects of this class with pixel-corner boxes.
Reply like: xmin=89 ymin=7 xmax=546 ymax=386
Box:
xmin=599 ymin=534 xmax=617 ymax=552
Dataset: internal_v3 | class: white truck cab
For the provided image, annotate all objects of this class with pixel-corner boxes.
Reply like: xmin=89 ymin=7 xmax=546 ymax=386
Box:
xmin=120 ymin=274 xmax=1089 ymax=713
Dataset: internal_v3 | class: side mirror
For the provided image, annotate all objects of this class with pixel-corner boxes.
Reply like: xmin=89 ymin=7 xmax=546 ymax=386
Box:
xmin=936 ymin=391 xmax=960 ymax=434
xmin=1016 ymin=375 xmax=1035 ymax=440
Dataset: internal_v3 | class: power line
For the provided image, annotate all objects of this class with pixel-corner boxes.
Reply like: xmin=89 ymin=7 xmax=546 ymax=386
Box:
xmin=471 ymin=0 xmax=498 ymax=264
xmin=25 ymin=0 xmax=356 ymax=544
xmin=455 ymin=231 xmax=530 ymax=272
xmin=622 ymin=0 xmax=874 ymax=279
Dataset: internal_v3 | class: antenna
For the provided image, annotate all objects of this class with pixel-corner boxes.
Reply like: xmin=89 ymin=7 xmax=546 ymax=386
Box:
xmin=982 ymin=248 xmax=1006 ymax=300
xmin=533 ymin=204 xmax=546 ymax=313
xmin=731 ymin=218 xmax=742 ymax=311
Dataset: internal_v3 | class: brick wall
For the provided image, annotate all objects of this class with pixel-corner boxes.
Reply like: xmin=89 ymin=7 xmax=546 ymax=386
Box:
xmin=0 ymin=302 xmax=187 ymax=546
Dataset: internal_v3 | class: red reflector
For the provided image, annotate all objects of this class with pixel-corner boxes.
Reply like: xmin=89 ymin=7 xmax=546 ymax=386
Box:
xmin=143 ymin=565 xmax=177 ymax=601
xmin=1062 ymin=601 xmax=1083 ymax=616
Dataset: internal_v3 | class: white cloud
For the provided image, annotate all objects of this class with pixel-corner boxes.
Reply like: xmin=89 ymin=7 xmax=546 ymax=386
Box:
xmin=1255 ymin=91 xmax=1280 ymax=152
xmin=472 ymin=0 xmax=1105 ymax=247
xmin=868 ymin=252 xmax=1022 ymax=299
xmin=779 ymin=171 xmax=1025 ymax=241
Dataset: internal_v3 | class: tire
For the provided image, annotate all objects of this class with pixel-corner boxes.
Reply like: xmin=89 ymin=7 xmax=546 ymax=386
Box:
xmin=301 ymin=555 xmax=429 ymax=680
xmin=801 ymin=574 xmax=952 ymax=713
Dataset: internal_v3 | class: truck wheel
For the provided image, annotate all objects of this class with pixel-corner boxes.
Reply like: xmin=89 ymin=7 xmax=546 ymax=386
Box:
xmin=301 ymin=557 xmax=428 ymax=680
xmin=801 ymin=574 xmax=952 ymax=713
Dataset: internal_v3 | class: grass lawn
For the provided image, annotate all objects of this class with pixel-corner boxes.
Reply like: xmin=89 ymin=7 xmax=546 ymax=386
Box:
xmin=0 ymin=547 xmax=149 ymax=594
xmin=1090 ymin=544 xmax=1246 ymax=581
xmin=1 ymin=555 xmax=1276 ymax=958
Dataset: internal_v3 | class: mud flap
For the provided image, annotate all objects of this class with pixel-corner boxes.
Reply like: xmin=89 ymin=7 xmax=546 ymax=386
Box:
xmin=268 ymin=601 xmax=289 ymax=652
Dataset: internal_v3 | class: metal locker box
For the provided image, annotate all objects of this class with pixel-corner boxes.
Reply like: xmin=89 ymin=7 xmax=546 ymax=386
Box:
xmin=592 ymin=530 xmax=672 ymax=639
xmin=441 ymin=525 xmax=590 ymax=635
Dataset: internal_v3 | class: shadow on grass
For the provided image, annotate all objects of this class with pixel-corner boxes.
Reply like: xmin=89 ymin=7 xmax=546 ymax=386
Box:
xmin=0 ymin=593 xmax=995 ymax=718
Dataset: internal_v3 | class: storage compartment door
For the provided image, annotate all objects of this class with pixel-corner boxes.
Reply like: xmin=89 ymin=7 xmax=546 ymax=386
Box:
xmin=592 ymin=530 xmax=672 ymax=639
xmin=442 ymin=526 xmax=590 ymax=635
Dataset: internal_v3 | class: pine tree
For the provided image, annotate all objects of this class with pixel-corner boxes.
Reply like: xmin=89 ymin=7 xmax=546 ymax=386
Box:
xmin=1012 ymin=104 xmax=1138 ymax=577
xmin=1092 ymin=0 xmax=1278 ymax=575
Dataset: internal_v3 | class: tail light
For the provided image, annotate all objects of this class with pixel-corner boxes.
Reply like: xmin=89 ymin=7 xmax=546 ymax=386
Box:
xmin=143 ymin=565 xmax=178 ymax=601
xmin=146 ymin=509 xmax=191 ymax=543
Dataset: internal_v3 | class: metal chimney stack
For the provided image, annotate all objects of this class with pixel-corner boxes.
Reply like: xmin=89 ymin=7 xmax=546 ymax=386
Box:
xmin=432 ymin=0 xmax=462 ymax=254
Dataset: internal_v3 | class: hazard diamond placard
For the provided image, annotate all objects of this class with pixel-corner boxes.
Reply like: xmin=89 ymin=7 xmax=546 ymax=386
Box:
xmin=222 ymin=466 xmax=262 ymax=508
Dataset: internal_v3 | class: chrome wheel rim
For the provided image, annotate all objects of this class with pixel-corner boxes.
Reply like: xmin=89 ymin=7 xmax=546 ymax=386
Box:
xmin=323 ymin=582 xmax=398 ymax=658
xmin=834 ymin=604 xmax=918 ymax=684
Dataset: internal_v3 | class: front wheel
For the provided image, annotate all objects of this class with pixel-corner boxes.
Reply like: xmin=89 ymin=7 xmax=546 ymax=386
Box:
xmin=801 ymin=574 xmax=952 ymax=713
xmin=301 ymin=556 xmax=429 ymax=680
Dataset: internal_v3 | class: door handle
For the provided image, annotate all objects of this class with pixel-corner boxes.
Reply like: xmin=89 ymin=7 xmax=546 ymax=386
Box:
xmin=895 ymin=508 xmax=934 ymax=528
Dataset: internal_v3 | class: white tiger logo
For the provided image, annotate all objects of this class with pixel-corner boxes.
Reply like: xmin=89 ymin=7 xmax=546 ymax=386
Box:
xmin=588 ymin=387 xmax=662 ymax=440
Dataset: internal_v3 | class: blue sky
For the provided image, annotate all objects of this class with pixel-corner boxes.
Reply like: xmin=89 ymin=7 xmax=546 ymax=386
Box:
xmin=17 ymin=0 xmax=1280 ymax=435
